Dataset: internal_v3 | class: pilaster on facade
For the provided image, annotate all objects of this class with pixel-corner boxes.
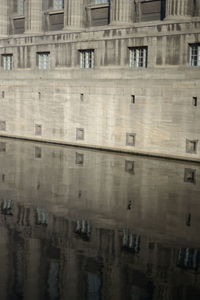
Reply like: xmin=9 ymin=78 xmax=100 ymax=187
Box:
xmin=25 ymin=0 xmax=43 ymax=34
xmin=0 ymin=0 xmax=8 ymax=36
xmin=111 ymin=0 xmax=134 ymax=26
xmin=64 ymin=0 xmax=84 ymax=30
xmin=165 ymin=0 xmax=192 ymax=20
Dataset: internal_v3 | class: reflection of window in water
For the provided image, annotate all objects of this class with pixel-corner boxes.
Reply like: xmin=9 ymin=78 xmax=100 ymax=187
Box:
xmin=87 ymin=272 xmax=101 ymax=300
xmin=48 ymin=261 xmax=60 ymax=300
xmin=130 ymin=285 xmax=151 ymax=300
xmin=1 ymin=199 xmax=13 ymax=215
xmin=14 ymin=242 xmax=25 ymax=298
xmin=177 ymin=248 xmax=199 ymax=270
xmin=17 ymin=205 xmax=30 ymax=226
xmin=75 ymin=219 xmax=91 ymax=240
xmin=122 ymin=229 xmax=140 ymax=253
xmin=36 ymin=208 xmax=48 ymax=226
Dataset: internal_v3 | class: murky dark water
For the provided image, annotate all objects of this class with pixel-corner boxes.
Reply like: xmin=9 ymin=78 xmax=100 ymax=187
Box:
xmin=0 ymin=138 xmax=199 ymax=300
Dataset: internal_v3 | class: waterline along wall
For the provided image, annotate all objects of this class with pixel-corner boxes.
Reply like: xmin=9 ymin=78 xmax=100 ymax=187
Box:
xmin=0 ymin=0 xmax=200 ymax=161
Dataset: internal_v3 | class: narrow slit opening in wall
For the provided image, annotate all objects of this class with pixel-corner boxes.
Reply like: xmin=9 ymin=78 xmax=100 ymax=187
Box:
xmin=192 ymin=97 xmax=198 ymax=107
xmin=80 ymin=93 xmax=84 ymax=102
xmin=2 ymin=91 xmax=5 ymax=98
xmin=131 ymin=95 xmax=135 ymax=104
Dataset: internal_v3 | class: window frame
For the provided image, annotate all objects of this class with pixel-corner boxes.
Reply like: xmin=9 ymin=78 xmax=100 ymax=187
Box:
xmin=2 ymin=54 xmax=13 ymax=71
xmin=79 ymin=49 xmax=95 ymax=69
xmin=189 ymin=43 xmax=200 ymax=67
xmin=129 ymin=46 xmax=148 ymax=68
xmin=36 ymin=52 xmax=50 ymax=70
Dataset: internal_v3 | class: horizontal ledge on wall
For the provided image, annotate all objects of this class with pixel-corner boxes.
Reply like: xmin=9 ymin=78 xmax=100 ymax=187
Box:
xmin=0 ymin=133 xmax=199 ymax=164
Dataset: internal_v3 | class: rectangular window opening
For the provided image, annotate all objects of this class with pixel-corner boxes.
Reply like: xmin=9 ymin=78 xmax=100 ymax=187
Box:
xmin=2 ymin=54 xmax=13 ymax=71
xmin=37 ymin=52 xmax=50 ymax=70
xmin=80 ymin=93 xmax=84 ymax=102
xmin=126 ymin=133 xmax=136 ymax=146
xmin=76 ymin=153 xmax=84 ymax=165
xmin=80 ymin=50 xmax=94 ymax=69
xmin=0 ymin=121 xmax=6 ymax=131
xmin=0 ymin=142 xmax=6 ymax=152
xmin=129 ymin=47 xmax=148 ymax=68
xmin=125 ymin=160 xmax=134 ymax=174
xmin=184 ymin=168 xmax=196 ymax=184
xmin=186 ymin=139 xmax=198 ymax=154
xmin=35 ymin=146 xmax=42 ymax=159
xmin=192 ymin=97 xmax=198 ymax=107
xmin=35 ymin=124 xmax=42 ymax=136
xmin=53 ymin=0 xmax=64 ymax=10
xmin=189 ymin=43 xmax=200 ymax=67
xmin=131 ymin=95 xmax=135 ymax=104
xmin=76 ymin=128 xmax=84 ymax=140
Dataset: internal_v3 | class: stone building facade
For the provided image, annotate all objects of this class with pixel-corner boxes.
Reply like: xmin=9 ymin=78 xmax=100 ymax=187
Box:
xmin=0 ymin=0 xmax=200 ymax=161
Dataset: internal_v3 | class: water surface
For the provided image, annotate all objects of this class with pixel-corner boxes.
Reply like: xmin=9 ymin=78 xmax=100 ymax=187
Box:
xmin=0 ymin=138 xmax=199 ymax=300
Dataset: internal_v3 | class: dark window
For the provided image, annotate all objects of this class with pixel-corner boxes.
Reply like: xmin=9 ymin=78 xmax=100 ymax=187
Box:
xmin=0 ymin=142 xmax=6 ymax=152
xmin=0 ymin=121 xmax=6 ymax=131
xmin=184 ymin=168 xmax=196 ymax=183
xmin=186 ymin=139 xmax=198 ymax=154
xmin=35 ymin=146 xmax=42 ymax=159
xmin=125 ymin=160 xmax=134 ymax=174
xmin=76 ymin=128 xmax=84 ymax=140
xmin=192 ymin=97 xmax=198 ymax=107
xmin=76 ymin=152 xmax=84 ymax=165
xmin=35 ymin=124 xmax=42 ymax=136
xmin=126 ymin=133 xmax=136 ymax=146
xmin=80 ymin=93 xmax=84 ymax=102
xmin=131 ymin=95 xmax=135 ymax=103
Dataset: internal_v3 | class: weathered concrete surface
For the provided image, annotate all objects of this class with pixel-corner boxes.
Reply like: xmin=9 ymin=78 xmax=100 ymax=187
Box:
xmin=0 ymin=0 xmax=200 ymax=161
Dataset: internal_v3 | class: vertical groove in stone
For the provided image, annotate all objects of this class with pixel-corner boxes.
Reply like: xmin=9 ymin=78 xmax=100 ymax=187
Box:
xmin=165 ymin=0 xmax=192 ymax=19
xmin=111 ymin=0 xmax=133 ymax=25
xmin=0 ymin=0 xmax=8 ymax=36
xmin=25 ymin=0 xmax=43 ymax=33
xmin=64 ymin=0 xmax=83 ymax=29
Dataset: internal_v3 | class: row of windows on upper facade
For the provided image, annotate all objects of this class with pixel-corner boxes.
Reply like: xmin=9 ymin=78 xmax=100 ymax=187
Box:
xmin=1 ymin=44 xmax=200 ymax=70
xmin=11 ymin=0 xmax=166 ymax=34
xmin=0 ymin=121 xmax=199 ymax=156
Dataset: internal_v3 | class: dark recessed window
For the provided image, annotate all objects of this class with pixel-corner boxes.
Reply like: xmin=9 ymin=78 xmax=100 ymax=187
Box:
xmin=35 ymin=124 xmax=42 ymax=136
xmin=80 ymin=93 xmax=84 ymax=102
xmin=0 ymin=121 xmax=6 ymax=131
xmin=125 ymin=160 xmax=134 ymax=174
xmin=35 ymin=146 xmax=42 ymax=159
xmin=76 ymin=128 xmax=84 ymax=140
xmin=126 ymin=133 xmax=136 ymax=146
xmin=192 ymin=97 xmax=198 ymax=107
xmin=131 ymin=95 xmax=135 ymax=104
xmin=0 ymin=142 xmax=6 ymax=152
xmin=76 ymin=152 xmax=84 ymax=165
xmin=184 ymin=168 xmax=196 ymax=184
xmin=186 ymin=139 xmax=198 ymax=154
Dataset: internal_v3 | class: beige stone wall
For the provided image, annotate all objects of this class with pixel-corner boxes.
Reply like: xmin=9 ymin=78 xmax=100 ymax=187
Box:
xmin=0 ymin=1 xmax=199 ymax=160
xmin=0 ymin=21 xmax=200 ymax=160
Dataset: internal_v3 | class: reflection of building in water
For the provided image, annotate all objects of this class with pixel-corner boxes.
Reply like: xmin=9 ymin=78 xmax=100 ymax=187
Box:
xmin=0 ymin=204 xmax=200 ymax=300
xmin=0 ymin=138 xmax=199 ymax=299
